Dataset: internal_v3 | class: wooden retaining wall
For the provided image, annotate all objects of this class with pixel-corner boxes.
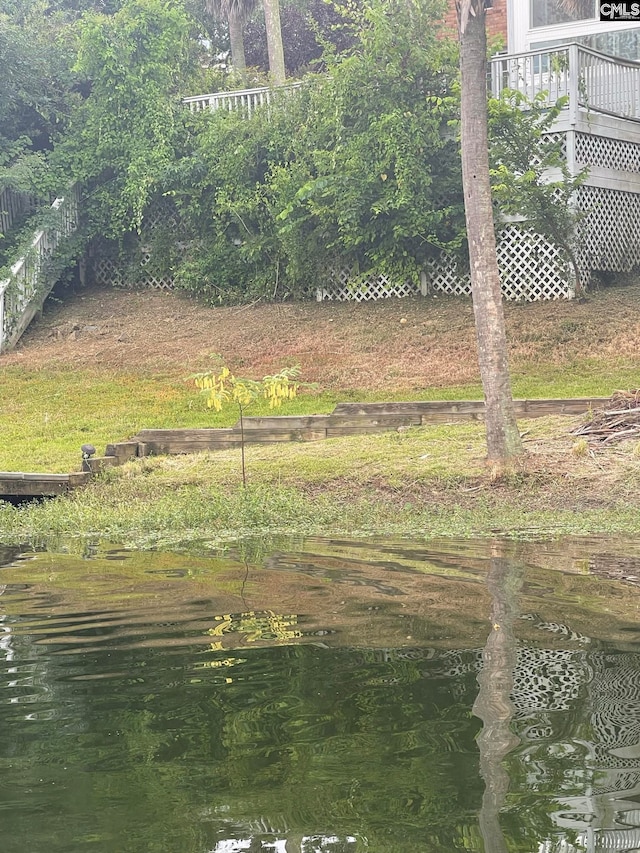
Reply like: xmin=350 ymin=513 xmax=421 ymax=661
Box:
xmin=0 ymin=397 xmax=607 ymax=496
xmin=88 ymin=397 xmax=607 ymax=469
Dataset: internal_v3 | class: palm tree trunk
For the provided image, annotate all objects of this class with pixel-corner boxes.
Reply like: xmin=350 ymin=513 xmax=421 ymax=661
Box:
xmin=263 ymin=0 xmax=285 ymax=85
xmin=459 ymin=5 xmax=523 ymax=469
xmin=228 ymin=9 xmax=247 ymax=83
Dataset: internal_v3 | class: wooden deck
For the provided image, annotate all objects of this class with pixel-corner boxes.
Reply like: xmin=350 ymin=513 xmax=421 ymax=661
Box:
xmin=0 ymin=397 xmax=607 ymax=497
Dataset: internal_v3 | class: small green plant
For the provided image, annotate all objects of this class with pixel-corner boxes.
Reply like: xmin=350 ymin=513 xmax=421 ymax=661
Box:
xmin=192 ymin=363 xmax=305 ymax=486
xmin=572 ymin=437 xmax=589 ymax=457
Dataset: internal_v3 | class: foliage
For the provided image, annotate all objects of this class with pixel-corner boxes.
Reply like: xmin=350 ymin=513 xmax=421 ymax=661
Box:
xmin=2 ymin=422 xmax=640 ymax=544
xmin=56 ymin=0 xmax=202 ymax=239
xmin=168 ymin=0 xmax=464 ymax=303
xmin=193 ymin=363 xmax=301 ymax=411
xmin=192 ymin=362 xmax=305 ymax=484
xmin=0 ymin=1 xmax=80 ymax=193
xmin=488 ymin=90 xmax=589 ymax=294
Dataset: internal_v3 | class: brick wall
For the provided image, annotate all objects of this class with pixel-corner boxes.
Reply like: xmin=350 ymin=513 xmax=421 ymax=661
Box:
xmin=443 ymin=0 xmax=508 ymax=48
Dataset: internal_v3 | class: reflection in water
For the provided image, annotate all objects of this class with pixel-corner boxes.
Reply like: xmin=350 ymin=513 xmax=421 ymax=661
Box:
xmin=473 ymin=547 xmax=521 ymax=853
xmin=0 ymin=537 xmax=640 ymax=851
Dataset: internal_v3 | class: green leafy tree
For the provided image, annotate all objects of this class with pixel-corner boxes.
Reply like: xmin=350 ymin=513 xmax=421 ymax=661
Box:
xmin=57 ymin=0 xmax=199 ymax=239
xmin=489 ymin=90 xmax=588 ymax=296
xmin=171 ymin=0 xmax=464 ymax=302
xmin=0 ymin=1 xmax=79 ymax=193
xmin=193 ymin=363 xmax=304 ymax=485
xmin=274 ymin=0 xmax=462 ymax=285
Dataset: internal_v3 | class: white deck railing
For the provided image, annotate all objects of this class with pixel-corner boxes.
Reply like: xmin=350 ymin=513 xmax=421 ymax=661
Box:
xmin=0 ymin=187 xmax=39 ymax=238
xmin=183 ymin=82 xmax=302 ymax=116
xmin=491 ymin=44 xmax=640 ymax=122
xmin=0 ymin=188 xmax=79 ymax=353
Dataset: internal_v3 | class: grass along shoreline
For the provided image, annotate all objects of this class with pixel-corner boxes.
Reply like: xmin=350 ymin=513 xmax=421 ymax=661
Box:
xmin=1 ymin=415 xmax=639 ymax=548
xmin=0 ymin=283 xmax=638 ymax=547
xmin=2 ymin=365 xmax=638 ymax=474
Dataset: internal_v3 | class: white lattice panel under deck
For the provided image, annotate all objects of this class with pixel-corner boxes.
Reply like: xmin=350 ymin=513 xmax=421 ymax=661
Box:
xmin=424 ymin=225 xmax=571 ymax=302
xmin=496 ymin=225 xmax=571 ymax=301
xmin=576 ymin=184 xmax=640 ymax=274
xmin=576 ymin=133 xmax=640 ymax=173
xmin=317 ymin=268 xmax=422 ymax=301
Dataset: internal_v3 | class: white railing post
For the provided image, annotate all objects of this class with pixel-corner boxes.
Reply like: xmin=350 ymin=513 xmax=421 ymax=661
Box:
xmin=0 ymin=189 xmax=78 ymax=352
xmin=490 ymin=43 xmax=639 ymax=122
xmin=182 ymin=82 xmax=302 ymax=116
xmin=568 ymin=43 xmax=580 ymax=127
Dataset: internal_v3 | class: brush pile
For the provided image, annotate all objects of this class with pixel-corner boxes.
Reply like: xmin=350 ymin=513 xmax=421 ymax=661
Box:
xmin=572 ymin=390 xmax=640 ymax=444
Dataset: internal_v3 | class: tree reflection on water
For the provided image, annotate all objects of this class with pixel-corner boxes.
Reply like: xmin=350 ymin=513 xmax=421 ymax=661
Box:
xmin=473 ymin=543 xmax=522 ymax=853
xmin=1 ymin=538 xmax=640 ymax=851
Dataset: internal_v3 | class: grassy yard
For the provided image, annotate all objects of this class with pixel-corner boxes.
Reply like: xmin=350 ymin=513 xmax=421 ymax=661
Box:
xmin=1 ymin=413 xmax=639 ymax=548
xmin=0 ymin=361 xmax=638 ymax=473
xmin=0 ymin=283 xmax=638 ymax=545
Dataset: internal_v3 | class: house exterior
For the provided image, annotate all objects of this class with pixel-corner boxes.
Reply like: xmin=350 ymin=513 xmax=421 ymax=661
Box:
xmin=422 ymin=0 xmax=640 ymax=303
xmin=445 ymin=0 xmax=640 ymax=59
xmin=508 ymin=0 xmax=640 ymax=57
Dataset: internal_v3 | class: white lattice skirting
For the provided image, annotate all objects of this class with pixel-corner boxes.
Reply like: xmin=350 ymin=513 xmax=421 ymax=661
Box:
xmin=576 ymin=131 xmax=640 ymax=174
xmin=93 ymin=252 xmax=176 ymax=292
xmin=93 ymin=166 xmax=640 ymax=302
xmin=577 ymin=184 xmax=640 ymax=277
xmin=316 ymin=224 xmax=572 ymax=302
xmin=316 ymin=268 xmax=427 ymax=302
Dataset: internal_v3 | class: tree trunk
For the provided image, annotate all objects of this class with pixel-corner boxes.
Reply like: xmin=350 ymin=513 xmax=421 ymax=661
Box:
xmin=263 ymin=0 xmax=286 ymax=85
xmin=472 ymin=542 xmax=522 ymax=853
xmin=459 ymin=7 xmax=523 ymax=469
xmin=227 ymin=9 xmax=247 ymax=84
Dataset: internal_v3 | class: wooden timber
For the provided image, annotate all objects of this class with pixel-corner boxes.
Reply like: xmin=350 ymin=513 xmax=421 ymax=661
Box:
xmin=0 ymin=471 xmax=89 ymax=497
xmin=129 ymin=397 xmax=607 ymax=456
xmin=0 ymin=397 xmax=607 ymax=497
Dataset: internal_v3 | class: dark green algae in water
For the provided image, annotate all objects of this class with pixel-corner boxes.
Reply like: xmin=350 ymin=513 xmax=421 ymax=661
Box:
xmin=1 ymin=536 xmax=640 ymax=852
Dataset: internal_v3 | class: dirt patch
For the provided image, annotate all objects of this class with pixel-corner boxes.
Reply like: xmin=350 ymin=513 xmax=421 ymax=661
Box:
xmin=3 ymin=282 xmax=638 ymax=391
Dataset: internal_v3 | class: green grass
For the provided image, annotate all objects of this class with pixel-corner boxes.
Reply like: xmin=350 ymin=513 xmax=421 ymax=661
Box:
xmin=510 ymin=360 xmax=640 ymax=399
xmin=1 ymin=284 xmax=639 ymax=548
xmin=0 ymin=367 xmax=341 ymax=472
xmin=1 ymin=417 xmax=639 ymax=548
xmin=2 ymin=465 xmax=639 ymax=551
xmin=0 ymin=359 xmax=635 ymax=473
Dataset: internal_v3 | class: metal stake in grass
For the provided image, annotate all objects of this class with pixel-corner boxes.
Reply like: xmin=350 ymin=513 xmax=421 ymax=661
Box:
xmin=192 ymin=363 xmax=303 ymax=487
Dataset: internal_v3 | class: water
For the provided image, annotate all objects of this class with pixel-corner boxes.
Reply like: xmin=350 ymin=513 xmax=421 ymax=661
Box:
xmin=1 ymin=537 xmax=640 ymax=852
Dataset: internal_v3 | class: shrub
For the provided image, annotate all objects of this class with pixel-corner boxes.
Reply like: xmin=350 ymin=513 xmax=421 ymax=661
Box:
xmin=167 ymin=0 xmax=464 ymax=303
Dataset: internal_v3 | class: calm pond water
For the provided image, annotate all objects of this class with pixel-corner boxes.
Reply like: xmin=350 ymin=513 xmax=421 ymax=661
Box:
xmin=1 ymin=536 xmax=640 ymax=853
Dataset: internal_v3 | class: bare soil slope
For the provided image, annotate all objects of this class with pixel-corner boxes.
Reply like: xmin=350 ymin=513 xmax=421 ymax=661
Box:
xmin=2 ymin=284 xmax=639 ymax=391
